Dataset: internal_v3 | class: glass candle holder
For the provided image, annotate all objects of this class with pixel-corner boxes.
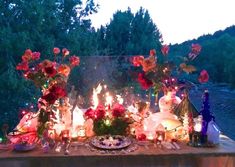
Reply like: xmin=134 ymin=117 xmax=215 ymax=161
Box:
xmin=155 ymin=130 xmax=165 ymax=142
xmin=78 ymin=126 xmax=86 ymax=137
xmin=61 ymin=130 xmax=70 ymax=143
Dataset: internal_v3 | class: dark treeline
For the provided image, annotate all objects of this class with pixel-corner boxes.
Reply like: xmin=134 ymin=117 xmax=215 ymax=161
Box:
xmin=170 ymin=25 xmax=235 ymax=87
xmin=0 ymin=1 xmax=161 ymax=129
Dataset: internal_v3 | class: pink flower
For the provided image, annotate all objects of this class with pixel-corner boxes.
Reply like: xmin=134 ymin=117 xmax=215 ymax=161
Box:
xmin=198 ymin=70 xmax=209 ymax=83
xmin=69 ymin=56 xmax=80 ymax=67
xmin=161 ymin=45 xmax=169 ymax=56
xmin=32 ymin=52 xmax=40 ymax=60
xmin=191 ymin=44 xmax=201 ymax=55
xmin=62 ymin=48 xmax=70 ymax=57
xmin=16 ymin=61 xmax=29 ymax=71
xmin=112 ymin=103 xmax=126 ymax=117
xmin=138 ymin=73 xmax=153 ymax=90
xmin=53 ymin=47 xmax=60 ymax=55
xmin=132 ymin=56 xmax=144 ymax=67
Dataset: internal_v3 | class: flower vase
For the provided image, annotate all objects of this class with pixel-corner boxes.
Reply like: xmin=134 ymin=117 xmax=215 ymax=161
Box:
xmin=158 ymin=91 xmax=181 ymax=113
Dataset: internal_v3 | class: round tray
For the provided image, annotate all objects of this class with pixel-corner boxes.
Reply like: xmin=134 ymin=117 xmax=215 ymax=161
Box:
xmin=90 ymin=135 xmax=132 ymax=150
xmin=13 ymin=143 xmax=36 ymax=152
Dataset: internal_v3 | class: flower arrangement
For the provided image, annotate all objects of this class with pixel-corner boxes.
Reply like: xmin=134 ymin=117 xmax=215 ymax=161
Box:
xmin=84 ymin=101 xmax=132 ymax=136
xmin=16 ymin=48 xmax=80 ymax=136
xmin=131 ymin=44 xmax=209 ymax=96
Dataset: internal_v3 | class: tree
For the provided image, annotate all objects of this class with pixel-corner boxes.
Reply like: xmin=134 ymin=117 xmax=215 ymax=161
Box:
xmin=0 ymin=0 xmax=98 ymax=130
xmin=96 ymin=7 xmax=162 ymax=56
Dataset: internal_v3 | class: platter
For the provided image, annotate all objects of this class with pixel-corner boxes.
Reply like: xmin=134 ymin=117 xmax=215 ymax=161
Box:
xmin=13 ymin=143 xmax=36 ymax=152
xmin=90 ymin=135 xmax=132 ymax=150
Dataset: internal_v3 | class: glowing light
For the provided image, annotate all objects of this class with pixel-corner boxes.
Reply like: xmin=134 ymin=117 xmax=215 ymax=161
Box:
xmin=73 ymin=106 xmax=85 ymax=126
xmin=105 ymin=119 xmax=111 ymax=126
xmin=92 ymin=83 xmax=102 ymax=109
xmin=105 ymin=92 xmax=113 ymax=107
xmin=116 ymin=95 xmax=124 ymax=104
xmin=194 ymin=123 xmax=202 ymax=132
xmin=0 ymin=137 xmax=3 ymax=143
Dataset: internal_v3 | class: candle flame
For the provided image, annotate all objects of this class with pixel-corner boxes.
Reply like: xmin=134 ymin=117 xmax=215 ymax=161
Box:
xmin=92 ymin=83 xmax=102 ymax=109
xmin=116 ymin=95 xmax=124 ymax=104
xmin=105 ymin=92 xmax=113 ymax=107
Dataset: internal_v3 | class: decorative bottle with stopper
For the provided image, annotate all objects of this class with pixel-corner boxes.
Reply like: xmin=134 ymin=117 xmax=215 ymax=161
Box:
xmin=199 ymin=90 xmax=215 ymax=143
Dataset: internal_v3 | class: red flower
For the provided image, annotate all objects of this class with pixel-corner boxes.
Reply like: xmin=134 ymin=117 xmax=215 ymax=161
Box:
xmin=44 ymin=66 xmax=57 ymax=77
xmin=32 ymin=52 xmax=40 ymax=60
xmin=132 ymin=56 xmax=144 ymax=67
xmin=112 ymin=103 xmax=125 ymax=117
xmin=161 ymin=45 xmax=169 ymax=56
xmin=49 ymin=85 xmax=67 ymax=98
xmin=62 ymin=48 xmax=70 ymax=57
xmin=149 ymin=49 xmax=156 ymax=56
xmin=41 ymin=92 xmax=58 ymax=104
xmin=85 ymin=108 xmax=95 ymax=119
xmin=16 ymin=61 xmax=29 ymax=71
xmin=53 ymin=47 xmax=60 ymax=55
xmin=137 ymin=133 xmax=146 ymax=141
xmin=191 ymin=44 xmax=201 ymax=55
xmin=138 ymin=73 xmax=153 ymax=90
xmin=69 ymin=56 xmax=80 ymax=67
xmin=95 ymin=105 xmax=105 ymax=120
xmin=198 ymin=70 xmax=209 ymax=83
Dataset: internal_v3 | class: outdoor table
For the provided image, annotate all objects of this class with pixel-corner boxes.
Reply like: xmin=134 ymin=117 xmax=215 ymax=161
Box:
xmin=0 ymin=135 xmax=235 ymax=167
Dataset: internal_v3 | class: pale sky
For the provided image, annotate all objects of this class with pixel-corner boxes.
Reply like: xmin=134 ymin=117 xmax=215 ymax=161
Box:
xmin=89 ymin=0 xmax=235 ymax=44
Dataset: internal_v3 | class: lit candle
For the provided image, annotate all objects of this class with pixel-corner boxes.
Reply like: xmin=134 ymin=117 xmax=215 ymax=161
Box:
xmin=146 ymin=131 xmax=154 ymax=141
xmin=78 ymin=126 xmax=86 ymax=137
xmin=194 ymin=115 xmax=203 ymax=132
xmin=105 ymin=92 xmax=113 ymax=109
xmin=194 ymin=123 xmax=202 ymax=132
xmin=61 ymin=130 xmax=70 ymax=142
xmin=48 ymin=129 xmax=56 ymax=139
xmin=105 ymin=119 xmax=111 ymax=126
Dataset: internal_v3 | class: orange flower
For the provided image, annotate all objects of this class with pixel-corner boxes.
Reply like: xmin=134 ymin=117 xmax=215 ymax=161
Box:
xmin=58 ymin=64 xmax=71 ymax=77
xmin=132 ymin=56 xmax=144 ymax=67
xmin=22 ymin=49 xmax=33 ymax=62
xmin=142 ymin=55 xmax=156 ymax=72
xmin=53 ymin=47 xmax=60 ymax=55
xmin=62 ymin=48 xmax=70 ymax=57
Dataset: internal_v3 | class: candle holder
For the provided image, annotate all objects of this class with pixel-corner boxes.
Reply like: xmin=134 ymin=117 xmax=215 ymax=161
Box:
xmin=188 ymin=131 xmax=203 ymax=147
xmin=155 ymin=130 xmax=165 ymax=142
xmin=61 ymin=130 xmax=70 ymax=143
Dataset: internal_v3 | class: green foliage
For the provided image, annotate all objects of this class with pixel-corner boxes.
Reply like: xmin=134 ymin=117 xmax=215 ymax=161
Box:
xmin=0 ymin=0 xmax=98 ymax=129
xmin=93 ymin=118 xmax=130 ymax=136
xmin=170 ymin=26 xmax=235 ymax=87
xmin=95 ymin=7 xmax=162 ymax=55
